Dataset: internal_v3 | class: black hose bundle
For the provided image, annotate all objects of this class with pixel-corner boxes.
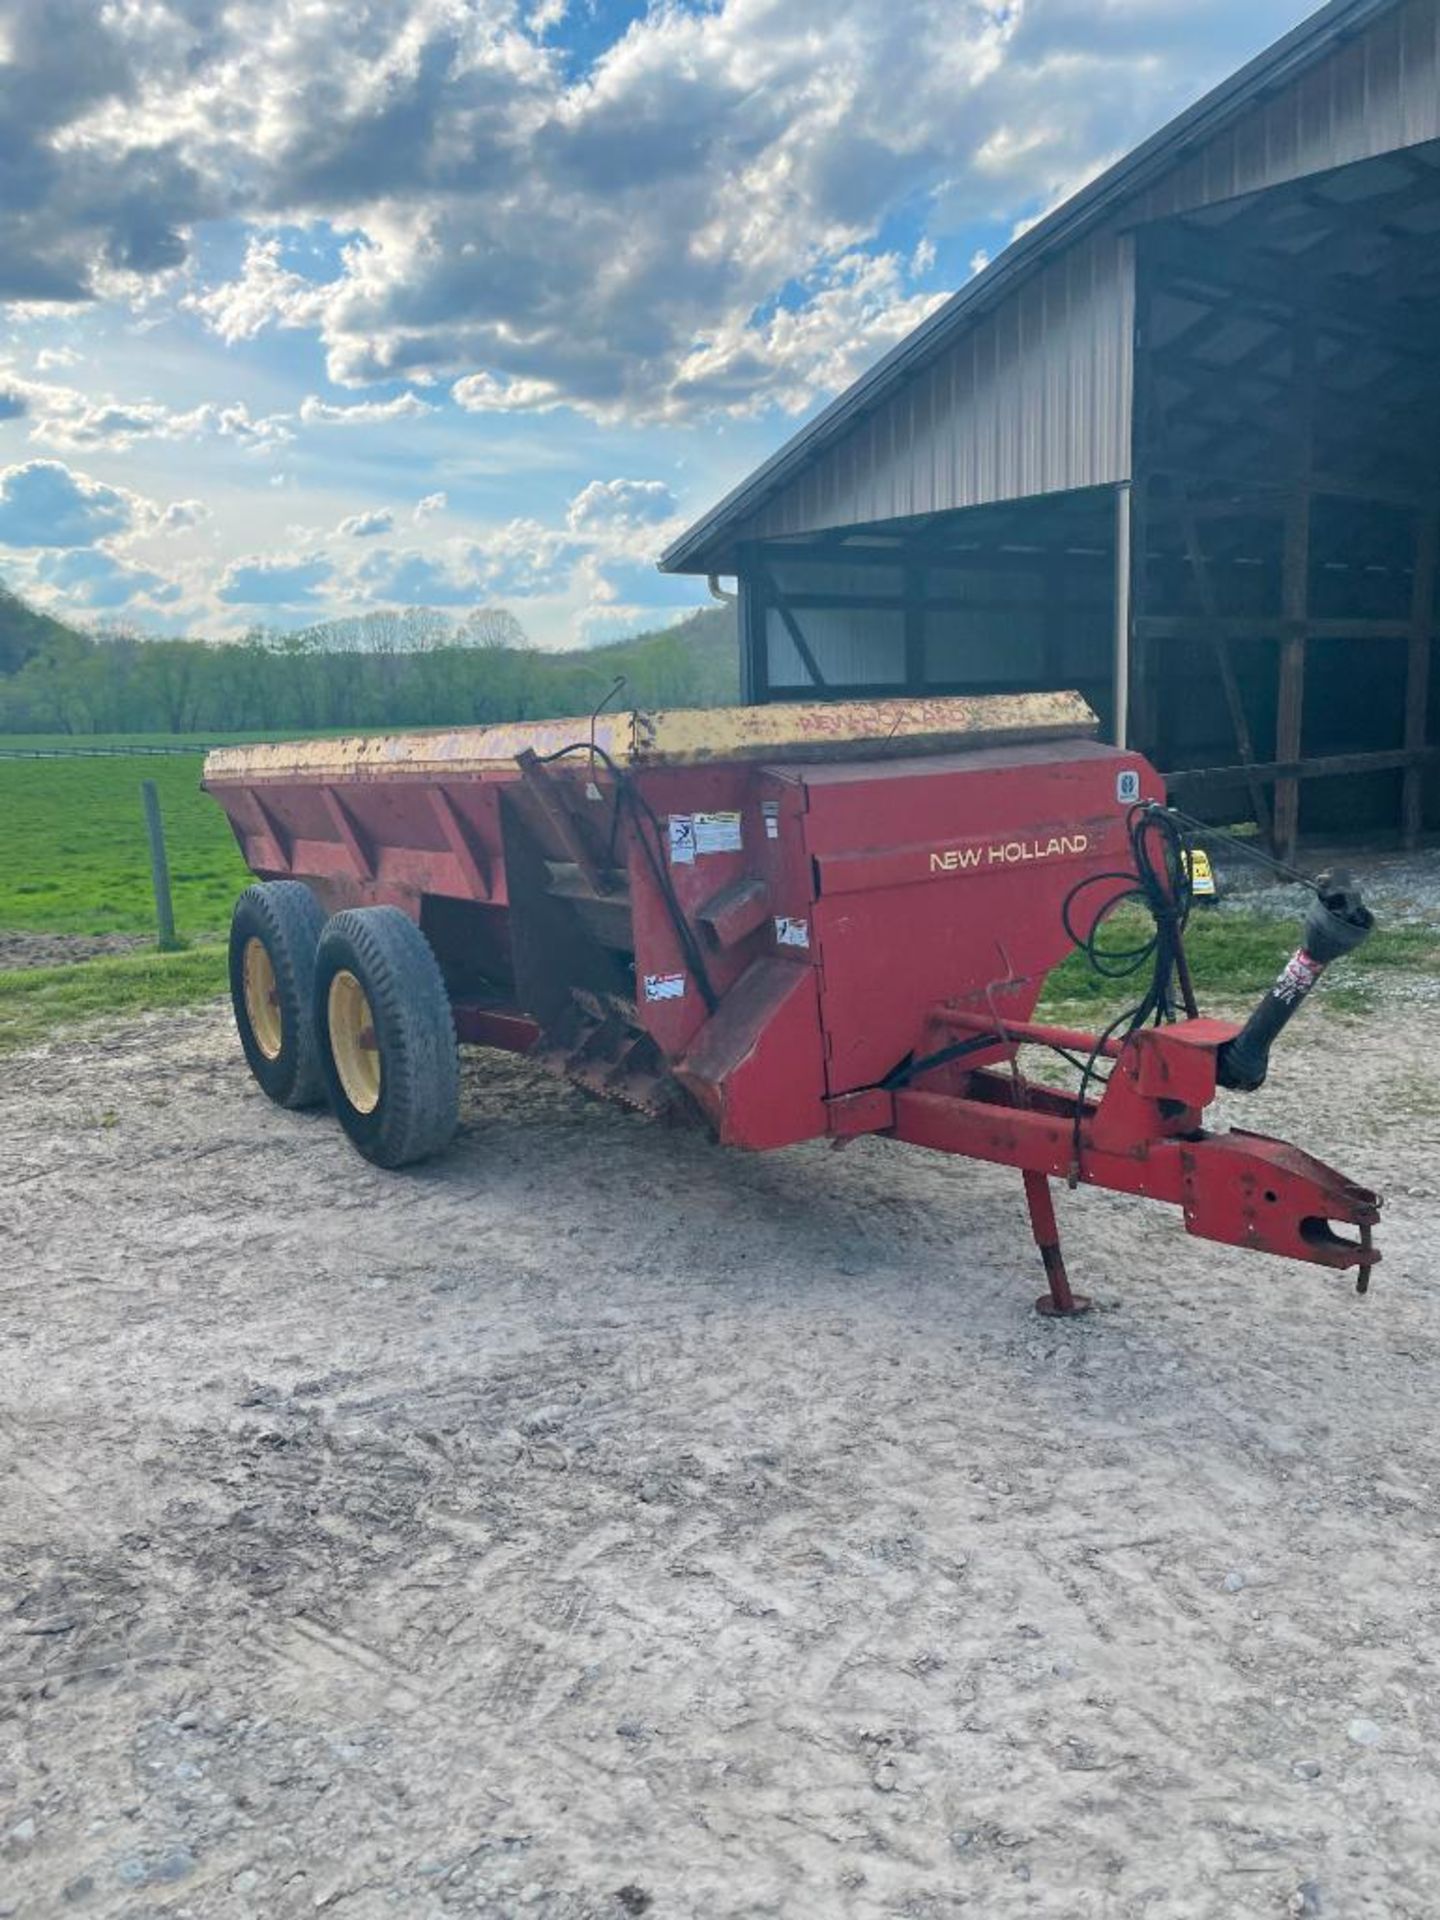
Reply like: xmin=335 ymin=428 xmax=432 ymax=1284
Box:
xmin=1062 ymin=803 xmax=1198 ymax=1031
xmin=1060 ymin=803 xmax=1198 ymax=1167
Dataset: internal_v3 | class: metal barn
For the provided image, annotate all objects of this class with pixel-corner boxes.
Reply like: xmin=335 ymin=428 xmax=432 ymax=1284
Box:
xmin=660 ymin=0 xmax=1440 ymax=858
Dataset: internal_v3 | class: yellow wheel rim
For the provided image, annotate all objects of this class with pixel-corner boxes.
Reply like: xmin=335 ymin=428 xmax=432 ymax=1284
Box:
xmin=328 ymin=969 xmax=382 ymax=1114
xmin=242 ymin=937 xmax=283 ymax=1061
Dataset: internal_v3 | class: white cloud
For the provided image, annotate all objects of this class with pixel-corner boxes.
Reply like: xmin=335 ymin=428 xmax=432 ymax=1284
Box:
xmin=452 ymin=372 xmax=564 ymax=415
xmin=338 ymin=506 xmax=394 ymax=537
xmin=0 ymin=0 xmax=1308 ymax=426
xmin=670 ymin=252 xmax=947 ymax=419
xmin=413 ymin=491 xmax=447 ymax=523
xmin=529 ymin=0 xmax=569 ymax=37
xmin=299 ymin=392 xmax=435 ymax=427
xmin=2 ymin=372 xmax=292 ymax=452
xmin=184 ymin=239 xmax=332 ymax=346
xmin=566 ymin=478 xmax=678 ymax=534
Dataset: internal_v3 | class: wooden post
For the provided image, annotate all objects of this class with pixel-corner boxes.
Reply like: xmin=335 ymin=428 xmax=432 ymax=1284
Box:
xmin=140 ymin=779 xmax=178 ymax=951
xmin=1272 ymin=315 xmax=1316 ymax=867
xmin=1176 ymin=484 xmax=1273 ymax=843
xmin=737 ymin=548 xmax=768 ymax=705
xmin=1129 ymin=476 xmax=1161 ymax=756
xmin=1402 ymin=513 xmax=1438 ymax=849
xmin=1113 ymin=482 xmax=1132 ymax=747
xmin=903 ymin=556 xmax=926 ymax=693
xmin=1274 ymin=491 xmax=1310 ymax=866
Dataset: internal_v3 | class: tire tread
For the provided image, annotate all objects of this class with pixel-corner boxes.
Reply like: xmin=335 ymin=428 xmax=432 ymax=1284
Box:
xmin=314 ymin=907 xmax=459 ymax=1167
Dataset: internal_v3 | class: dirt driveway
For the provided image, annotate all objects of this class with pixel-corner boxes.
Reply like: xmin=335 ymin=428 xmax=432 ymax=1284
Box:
xmin=3 ymin=998 xmax=1439 ymax=1919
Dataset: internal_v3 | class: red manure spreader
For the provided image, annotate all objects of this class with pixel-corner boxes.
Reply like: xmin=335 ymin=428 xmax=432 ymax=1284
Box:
xmin=203 ymin=690 xmax=1379 ymax=1314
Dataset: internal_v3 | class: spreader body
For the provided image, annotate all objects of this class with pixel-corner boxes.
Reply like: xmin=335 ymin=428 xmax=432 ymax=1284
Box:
xmin=204 ymin=691 xmax=1380 ymax=1308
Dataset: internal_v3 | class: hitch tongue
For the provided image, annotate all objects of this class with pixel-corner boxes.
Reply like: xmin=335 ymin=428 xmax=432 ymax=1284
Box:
xmin=1217 ymin=871 xmax=1373 ymax=1092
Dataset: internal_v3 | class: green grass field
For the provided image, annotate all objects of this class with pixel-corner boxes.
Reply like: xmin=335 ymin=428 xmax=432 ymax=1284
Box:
xmin=0 ymin=749 xmax=249 ymax=937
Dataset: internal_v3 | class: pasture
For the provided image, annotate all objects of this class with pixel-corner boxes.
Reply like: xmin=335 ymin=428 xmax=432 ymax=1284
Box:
xmin=0 ymin=747 xmax=248 ymax=938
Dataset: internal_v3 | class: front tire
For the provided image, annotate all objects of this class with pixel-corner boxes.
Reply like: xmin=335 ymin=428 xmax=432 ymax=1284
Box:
xmin=228 ymin=881 xmax=328 ymax=1109
xmin=313 ymin=907 xmax=459 ymax=1168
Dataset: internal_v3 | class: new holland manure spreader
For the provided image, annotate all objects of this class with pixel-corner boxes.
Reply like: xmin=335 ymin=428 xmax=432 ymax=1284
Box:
xmin=203 ymin=690 xmax=1380 ymax=1315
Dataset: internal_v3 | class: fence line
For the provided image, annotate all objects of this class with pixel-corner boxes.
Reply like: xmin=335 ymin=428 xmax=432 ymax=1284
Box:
xmin=0 ymin=743 xmax=227 ymax=759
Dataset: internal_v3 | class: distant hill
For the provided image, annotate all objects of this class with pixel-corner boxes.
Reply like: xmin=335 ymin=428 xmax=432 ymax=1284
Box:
xmin=0 ymin=583 xmax=87 ymax=676
xmin=588 ymin=603 xmax=738 ymax=705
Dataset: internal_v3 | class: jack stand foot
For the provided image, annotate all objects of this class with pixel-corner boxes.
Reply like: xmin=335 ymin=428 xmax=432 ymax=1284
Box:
xmin=1023 ymin=1172 xmax=1092 ymax=1318
xmin=1035 ymin=1289 xmax=1093 ymax=1320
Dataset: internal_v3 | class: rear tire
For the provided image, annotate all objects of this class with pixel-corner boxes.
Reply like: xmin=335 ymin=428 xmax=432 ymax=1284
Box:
xmin=313 ymin=907 xmax=459 ymax=1168
xmin=228 ymin=881 xmax=328 ymax=1109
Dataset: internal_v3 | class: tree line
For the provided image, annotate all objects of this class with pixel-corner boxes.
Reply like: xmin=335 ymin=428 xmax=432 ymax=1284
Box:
xmin=0 ymin=590 xmax=739 ymax=737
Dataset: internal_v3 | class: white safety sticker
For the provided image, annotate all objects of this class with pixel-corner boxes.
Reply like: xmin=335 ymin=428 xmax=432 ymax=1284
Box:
xmin=584 ymin=780 xmax=604 ymax=803
xmin=694 ymin=810 xmax=743 ymax=855
xmin=774 ymin=916 xmax=810 ymax=949
xmin=762 ymin=799 xmax=780 ymax=840
xmin=643 ymin=971 xmax=686 ymax=1001
xmin=668 ymin=815 xmax=696 ymax=864
xmin=1116 ymin=768 xmax=1142 ymax=804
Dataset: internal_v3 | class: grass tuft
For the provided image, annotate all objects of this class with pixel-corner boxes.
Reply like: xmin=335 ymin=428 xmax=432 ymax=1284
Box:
xmin=1042 ymin=903 xmax=1439 ymax=1018
xmin=0 ymin=944 xmax=228 ymax=1054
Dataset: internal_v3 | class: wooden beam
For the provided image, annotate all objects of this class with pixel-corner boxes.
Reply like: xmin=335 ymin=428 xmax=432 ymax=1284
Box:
xmin=1402 ymin=514 xmax=1439 ymax=849
xmin=1144 ymin=223 xmax=1436 ymax=362
xmin=1167 ymin=745 xmax=1440 ymax=793
xmin=1136 ymin=616 xmax=1414 ymax=642
xmin=1140 ymin=460 xmax=1440 ymax=518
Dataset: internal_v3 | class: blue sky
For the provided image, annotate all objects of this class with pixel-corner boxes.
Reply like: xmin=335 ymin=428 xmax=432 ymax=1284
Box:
xmin=0 ymin=0 xmax=1319 ymax=650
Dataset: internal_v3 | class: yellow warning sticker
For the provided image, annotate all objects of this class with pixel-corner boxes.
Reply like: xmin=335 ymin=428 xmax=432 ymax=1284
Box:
xmin=1184 ymin=848 xmax=1217 ymax=898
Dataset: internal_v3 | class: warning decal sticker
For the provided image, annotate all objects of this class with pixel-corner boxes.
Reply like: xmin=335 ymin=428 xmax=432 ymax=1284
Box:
xmin=693 ymin=811 xmax=743 ymax=855
xmin=668 ymin=816 xmax=696 ymax=864
xmin=774 ymin=916 xmax=810 ymax=949
xmin=643 ymin=972 xmax=686 ymax=1001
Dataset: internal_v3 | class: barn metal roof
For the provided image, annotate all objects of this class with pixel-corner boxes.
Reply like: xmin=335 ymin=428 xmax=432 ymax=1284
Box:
xmin=660 ymin=0 xmax=1405 ymax=576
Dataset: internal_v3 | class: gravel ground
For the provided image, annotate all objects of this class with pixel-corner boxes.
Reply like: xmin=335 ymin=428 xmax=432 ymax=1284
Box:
xmin=2 ymin=995 xmax=1439 ymax=1920
xmin=1206 ymin=836 xmax=1440 ymax=925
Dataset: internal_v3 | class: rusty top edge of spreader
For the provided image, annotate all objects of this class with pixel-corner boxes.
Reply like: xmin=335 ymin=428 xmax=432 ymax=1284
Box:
xmin=202 ymin=690 xmax=1097 ymax=784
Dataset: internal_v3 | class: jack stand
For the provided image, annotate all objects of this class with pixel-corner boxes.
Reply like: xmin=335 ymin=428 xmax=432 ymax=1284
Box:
xmin=1024 ymin=1170 xmax=1092 ymax=1318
